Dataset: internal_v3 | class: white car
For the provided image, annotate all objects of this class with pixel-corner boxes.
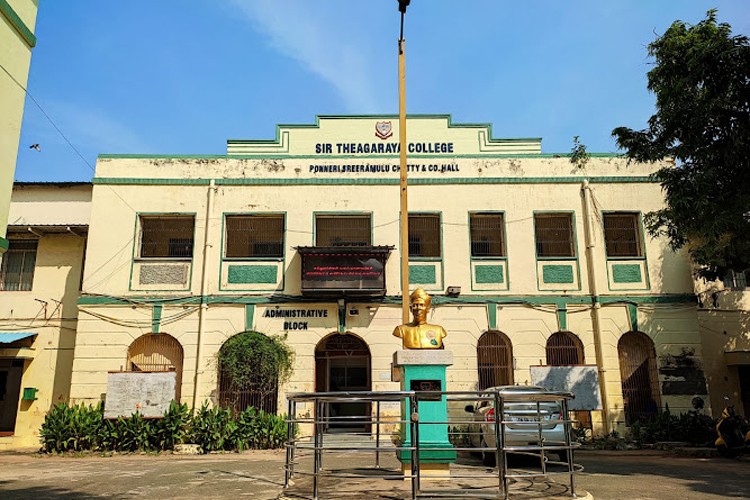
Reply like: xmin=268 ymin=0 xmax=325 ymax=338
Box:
xmin=464 ymin=385 xmax=569 ymax=466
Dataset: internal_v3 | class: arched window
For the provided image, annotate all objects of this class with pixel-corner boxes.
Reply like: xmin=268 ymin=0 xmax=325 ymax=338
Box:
xmin=477 ymin=331 xmax=514 ymax=389
xmin=546 ymin=331 xmax=584 ymax=366
xmin=127 ymin=333 xmax=184 ymax=400
xmin=618 ymin=331 xmax=661 ymax=425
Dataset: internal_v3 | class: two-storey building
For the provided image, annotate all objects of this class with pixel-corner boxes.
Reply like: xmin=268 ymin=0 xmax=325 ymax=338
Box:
xmin=0 ymin=182 xmax=90 ymax=449
xmin=69 ymin=115 xmax=706 ymax=433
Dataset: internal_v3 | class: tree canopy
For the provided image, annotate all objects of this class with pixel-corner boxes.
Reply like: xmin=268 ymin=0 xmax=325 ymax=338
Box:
xmin=612 ymin=10 xmax=750 ymax=280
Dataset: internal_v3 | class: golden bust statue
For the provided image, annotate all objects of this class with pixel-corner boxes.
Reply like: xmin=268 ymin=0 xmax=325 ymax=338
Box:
xmin=393 ymin=288 xmax=447 ymax=349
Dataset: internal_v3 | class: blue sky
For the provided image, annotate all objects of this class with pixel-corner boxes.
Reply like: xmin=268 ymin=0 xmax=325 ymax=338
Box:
xmin=14 ymin=0 xmax=750 ymax=182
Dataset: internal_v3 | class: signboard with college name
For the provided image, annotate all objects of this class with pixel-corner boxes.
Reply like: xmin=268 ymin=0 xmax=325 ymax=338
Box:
xmin=298 ymin=246 xmax=392 ymax=296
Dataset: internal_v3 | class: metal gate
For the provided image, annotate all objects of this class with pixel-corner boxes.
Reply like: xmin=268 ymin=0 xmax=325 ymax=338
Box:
xmin=477 ymin=330 xmax=514 ymax=389
xmin=546 ymin=331 xmax=584 ymax=366
xmin=127 ymin=333 xmax=183 ymax=400
xmin=618 ymin=331 xmax=660 ymax=425
xmin=315 ymin=334 xmax=371 ymax=432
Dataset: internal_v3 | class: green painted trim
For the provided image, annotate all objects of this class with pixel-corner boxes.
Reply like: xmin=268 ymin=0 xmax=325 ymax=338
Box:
xmin=612 ymin=264 xmax=643 ymax=283
xmin=76 ymin=292 xmax=697 ymax=307
xmin=129 ymin=212 xmax=197 ymax=292
xmin=0 ymin=0 xmax=36 ymax=47
xmin=534 ymin=211 xmax=581 ymax=292
xmin=93 ymin=176 xmax=655 ymax=186
xmin=557 ymin=304 xmax=568 ymax=331
xmin=475 ymin=265 xmax=504 ymax=284
xmin=219 ymin=212 xmax=287 ymax=292
xmin=99 ymin=152 xmax=625 ymax=160
xmin=542 ymin=264 xmax=575 ymax=284
xmin=487 ymin=304 xmax=497 ymax=330
xmin=602 ymin=211 xmax=651 ymax=292
xmin=409 ymin=265 xmax=437 ymax=285
xmin=0 ymin=236 xmax=9 ymax=253
xmin=338 ymin=304 xmax=345 ymax=333
xmin=627 ymin=304 xmax=639 ymax=332
xmin=151 ymin=305 xmax=162 ymax=333
xmin=245 ymin=304 xmax=254 ymax=331
xmin=227 ymin=265 xmax=278 ymax=284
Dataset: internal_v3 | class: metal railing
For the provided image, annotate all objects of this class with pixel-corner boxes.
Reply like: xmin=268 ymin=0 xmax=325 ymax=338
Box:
xmin=283 ymin=389 xmax=582 ymax=500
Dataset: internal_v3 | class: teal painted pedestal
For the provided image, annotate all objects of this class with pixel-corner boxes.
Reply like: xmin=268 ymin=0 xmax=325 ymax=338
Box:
xmin=393 ymin=350 xmax=457 ymax=467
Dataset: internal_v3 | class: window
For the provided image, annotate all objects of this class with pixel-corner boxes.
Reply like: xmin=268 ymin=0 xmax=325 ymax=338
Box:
xmin=0 ymin=240 xmax=37 ymax=291
xmin=315 ymin=214 xmax=371 ymax=247
xmin=724 ymin=270 xmax=748 ymax=289
xmin=603 ymin=213 xmax=643 ymax=258
xmin=139 ymin=216 xmax=195 ymax=259
xmin=409 ymin=214 xmax=441 ymax=258
xmin=470 ymin=213 xmax=506 ymax=257
xmin=534 ymin=213 xmax=575 ymax=258
xmin=225 ymin=214 xmax=284 ymax=259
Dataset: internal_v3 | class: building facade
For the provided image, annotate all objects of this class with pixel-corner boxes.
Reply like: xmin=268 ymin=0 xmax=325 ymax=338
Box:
xmin=0 ymin=182 xmax=90 ymax=449
xmin=0 ymin=0 xmax=38 ymax=256
xmin=696 ymin=278 xmax=750 ymax=417
xmin=67 ymin=115 xmax=710 ymax=434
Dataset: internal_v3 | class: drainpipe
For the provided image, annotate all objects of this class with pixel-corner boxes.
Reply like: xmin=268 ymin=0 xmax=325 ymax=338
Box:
xmin=581 ymin=180 xmax=610 ymax=434
xmin=192 ymin=179 xmax=216 ymax=409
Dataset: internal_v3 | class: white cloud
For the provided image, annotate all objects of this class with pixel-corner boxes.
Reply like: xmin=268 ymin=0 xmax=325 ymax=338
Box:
xmin=227 ymin=0 xmax=380 ymax=112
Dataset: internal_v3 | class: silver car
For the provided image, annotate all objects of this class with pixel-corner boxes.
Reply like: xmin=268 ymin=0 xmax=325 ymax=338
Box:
xmin=464 ymin=385 xmax=568 ymax=466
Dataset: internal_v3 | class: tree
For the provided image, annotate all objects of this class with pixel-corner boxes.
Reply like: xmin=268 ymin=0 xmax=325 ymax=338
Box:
xmin=612 ymin=10 xmax=750 ymax=280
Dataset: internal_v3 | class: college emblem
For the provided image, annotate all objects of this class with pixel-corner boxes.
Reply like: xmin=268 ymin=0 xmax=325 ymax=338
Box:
xmin=375 ymin=121 xmax=393 ymax=140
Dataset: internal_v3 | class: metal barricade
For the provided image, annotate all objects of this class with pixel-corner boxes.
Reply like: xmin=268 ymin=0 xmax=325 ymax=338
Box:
xmin=283 ymin=389 xmax=582 ymax=500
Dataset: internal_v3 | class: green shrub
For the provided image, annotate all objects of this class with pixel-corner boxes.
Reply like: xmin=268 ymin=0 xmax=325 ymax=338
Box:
xmin=40 ymin=402 xmax=105 ymax=453
xmin=40 ymin=401 xmax=288 ymax=454
xmin=151 ymin=401 xmax=192 ymax=450
xmin=628 ymin=405 xmax=715 ymax=446
xmin=191 ymin=403 xmax=236 ymax=453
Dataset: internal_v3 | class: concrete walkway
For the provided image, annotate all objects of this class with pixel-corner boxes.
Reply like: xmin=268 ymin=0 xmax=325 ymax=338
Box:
xmin=0 ymin=449 xmax=589 ymax=499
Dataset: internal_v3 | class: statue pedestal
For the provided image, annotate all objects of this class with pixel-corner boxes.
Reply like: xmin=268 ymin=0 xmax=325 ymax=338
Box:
xmin=393 ymin=350 xmax=456 ymax=477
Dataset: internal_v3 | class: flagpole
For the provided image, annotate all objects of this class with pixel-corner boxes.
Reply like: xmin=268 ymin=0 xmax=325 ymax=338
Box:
xmin=398 ymin=0 xmax=410 ymax=323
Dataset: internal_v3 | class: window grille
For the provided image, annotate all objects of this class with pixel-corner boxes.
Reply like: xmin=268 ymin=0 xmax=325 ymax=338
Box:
xmin=723 ymin=270 xmax=749 ymax=289
xmin=218 ymin=369 xmax=278 ymax=415
xmin=618 ymin=331 xmax=661 ymax=425
xmin=603 ymin=213 xmax=643 ymax=257
xmin=470 ymin=213 xmax=506 ymax=257
xmin=139 ymin=216 xmax=195 ymax=258
xmin=127 ymin=333 xmax=183 ymax=400
xmin=225 ymin=214 xmax=284 ymax=258
xmin=546 ymin=331 xmax=584 ymax=366
xmin=315 ymin=215 xmax=371 ymax=247
xmin=477 ymin=331 xmax=514 ymax=389
xmin=534 ymin=213 xmax=575 ymax=257
xmin=0 ymin=240 xmax=38 ymax=291
xmin=408 ymin=214 xmax=441 ymax=258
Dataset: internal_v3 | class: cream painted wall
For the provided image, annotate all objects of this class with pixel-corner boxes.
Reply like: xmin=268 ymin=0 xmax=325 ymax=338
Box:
xmin=0 ymin=1 xmax=38 ymax=244
xmin=0 ymin=233 xmax=85 ymax=449
xmin=69 ymin=117 xmax=707 ymax=438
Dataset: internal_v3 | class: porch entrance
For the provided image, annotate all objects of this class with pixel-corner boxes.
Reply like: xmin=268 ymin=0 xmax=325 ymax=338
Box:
xmin=0 ymin=359 xmax=23 ymax=434
xmin=315 ymin=334 xmax=371 ymax=433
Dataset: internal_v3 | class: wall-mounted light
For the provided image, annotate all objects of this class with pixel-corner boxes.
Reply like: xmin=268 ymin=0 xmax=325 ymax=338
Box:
xmin=446 ymin=286 xmax=461 ymax=297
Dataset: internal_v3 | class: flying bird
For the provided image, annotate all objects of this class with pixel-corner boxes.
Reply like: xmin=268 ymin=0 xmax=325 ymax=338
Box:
xmin=29 ymin=144 xmax=41 ymax=151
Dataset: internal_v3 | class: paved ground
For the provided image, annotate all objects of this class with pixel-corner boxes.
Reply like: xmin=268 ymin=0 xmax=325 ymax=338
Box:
xmin=0 ymin=448 xmax=747 ymax=499
xmin=575 ymin=450 xmax=750 ymax=499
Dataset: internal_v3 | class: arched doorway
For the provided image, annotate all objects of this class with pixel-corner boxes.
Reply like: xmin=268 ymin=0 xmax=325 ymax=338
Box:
xmin=315 ymin=333 xmax=371 ymax=432
xmin=546 ymin=331 xmax=588 ymax=428
xmin=546 ymin=331 xmax=585 ymax=366
xmin=127 ymin=333 xmax=184 ymax=400
xmin=618 ymin=331 xmax=661 ymax=425
xmin=477 ymin=331 xmax=514 ymax=389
